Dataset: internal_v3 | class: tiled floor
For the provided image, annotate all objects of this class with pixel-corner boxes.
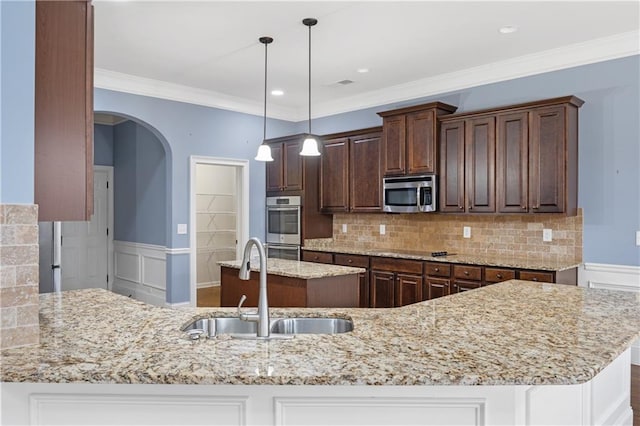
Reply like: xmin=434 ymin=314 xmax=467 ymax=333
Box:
xmin=197 ymin=286 xmax=220 ymax=307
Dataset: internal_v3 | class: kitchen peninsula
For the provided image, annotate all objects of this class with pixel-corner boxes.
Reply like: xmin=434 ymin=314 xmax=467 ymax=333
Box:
xmin=2 ymin=281 xmax=639 ymax=425
xmin=218 ymin=258 xmax=364 ymax=308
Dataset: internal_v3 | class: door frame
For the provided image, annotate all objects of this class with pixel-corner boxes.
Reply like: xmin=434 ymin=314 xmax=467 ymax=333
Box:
xmin=189 ymin=156 xmax=249 ymax=307
xmin=60 ymin=165 xmax=114 ymax=291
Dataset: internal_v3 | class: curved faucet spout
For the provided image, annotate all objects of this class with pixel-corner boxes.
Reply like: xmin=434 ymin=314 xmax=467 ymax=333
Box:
xmin=238 ymin=237 xmax=270 ymax=337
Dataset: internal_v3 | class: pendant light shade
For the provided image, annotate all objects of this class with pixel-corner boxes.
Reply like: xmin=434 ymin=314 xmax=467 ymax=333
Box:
xmin=255 ymin=36 xmax=274 ymax=162
xmin=300 ymin=18 xmax=320 ymax=157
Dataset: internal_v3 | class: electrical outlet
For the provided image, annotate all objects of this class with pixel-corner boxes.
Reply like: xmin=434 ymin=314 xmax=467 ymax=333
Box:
xmin=380 ymin=224 xmax=386 ymax=235
xmin=636 ymin=231 xmax=640 ymax=246
xmin=463 ymin=226 xmax=471 ymax=239
xmin=177 ymin=224 xmax=187 ymax=235
xmin=543 ymin=228 xmax=553 ymax=242
xmin=342 ymin=224 xmax=347 ymax=233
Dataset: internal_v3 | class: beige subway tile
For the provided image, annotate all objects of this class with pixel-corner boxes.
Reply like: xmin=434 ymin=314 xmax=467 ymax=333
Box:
xmin=0 ymin=325 xmax=39 ymax=349
xmin=1 ymin=306 xmax=17 ymax=328
xmin=0 ymin=286 xmax=38 ymax=308
xmin=0 ymin=266 xmax=16 ymax=288
xmin=17 ymin=304 xmax=39 ymax=326
xmin=0 ymin=245 xmax=38 ymax=267
xmin=2 ymin=205 xmax=38 ymax=225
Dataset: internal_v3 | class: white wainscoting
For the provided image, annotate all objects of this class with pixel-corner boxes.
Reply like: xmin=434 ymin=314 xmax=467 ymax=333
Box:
xmin=579 ymin=262 xmax=640 ymax=365
xmin=112 ymin=241 xmax=166 ymax=306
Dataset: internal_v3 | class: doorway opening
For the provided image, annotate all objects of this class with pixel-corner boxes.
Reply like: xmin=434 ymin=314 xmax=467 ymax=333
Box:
xmin=189 ymin=156 xmax=249 ymax=307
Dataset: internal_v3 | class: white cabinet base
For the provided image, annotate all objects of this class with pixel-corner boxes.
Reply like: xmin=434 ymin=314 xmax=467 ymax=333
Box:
xmin=2 ymin=349 xmax=632 ymax=426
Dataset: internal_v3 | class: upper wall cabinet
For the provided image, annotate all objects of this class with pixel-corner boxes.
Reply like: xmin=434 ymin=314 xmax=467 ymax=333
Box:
xmin=320 ymin=128 xmax=383 ymax=213
xmin=440 ymin=96 xmax=584 ymax=215
xmin=377 ymin=102 xmax=457 ymax=177
xmin=265 ymin=135 xmax=304 ymax=194
xmin=35 ymin=0 xmax=94 ymax=221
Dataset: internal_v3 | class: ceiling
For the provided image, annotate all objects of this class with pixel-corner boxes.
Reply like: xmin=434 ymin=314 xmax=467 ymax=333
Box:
xmin=94 ymin=1 xmax=640 ymax=121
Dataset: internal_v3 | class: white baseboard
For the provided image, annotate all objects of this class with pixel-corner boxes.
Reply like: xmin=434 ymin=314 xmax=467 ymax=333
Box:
xmin=579 ymin=262 xmax=640 ymax=365
xmin=165 ymin=301 xmax=191 ymax=309
xmin=197 ymin=282 xmax=220 ymax=289
xmin=113 ymin=241 xmax=166 ymax=307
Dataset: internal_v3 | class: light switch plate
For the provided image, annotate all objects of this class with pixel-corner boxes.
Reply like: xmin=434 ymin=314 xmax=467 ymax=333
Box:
xmin=636 ymin=231 xmax=640 ymax=246
xmin=463 ymin=226 xmax=471 ymax=239
xmin=342 ymin=224 xmax=347 ymax=233
xmin=177 ymin=224 xmax=187 ymax=235
xmin=543 ymin=228 xmax=553 ymax=242
xmin=380 ymin=224 xmax=386 ymax=235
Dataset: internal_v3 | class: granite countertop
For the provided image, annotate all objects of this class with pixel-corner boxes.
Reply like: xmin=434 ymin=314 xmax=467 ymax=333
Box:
xmin=2 ymin=282 xmax=639 ymax=386
xmin=303 ymin=245 xmax=580 ymax=271
xmin=218 ymin=258 xmax=365 ymax=279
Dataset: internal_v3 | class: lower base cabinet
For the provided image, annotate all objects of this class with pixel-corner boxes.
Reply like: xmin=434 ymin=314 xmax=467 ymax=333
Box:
xmin=370 ymin=257 xmax=423 ymax=307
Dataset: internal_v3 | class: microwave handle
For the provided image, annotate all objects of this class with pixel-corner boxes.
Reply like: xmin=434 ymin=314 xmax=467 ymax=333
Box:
xmin=267 ymin=207 xmax=300 ymax=212
xmin=416 ymin=187 xmax=422 ymax=210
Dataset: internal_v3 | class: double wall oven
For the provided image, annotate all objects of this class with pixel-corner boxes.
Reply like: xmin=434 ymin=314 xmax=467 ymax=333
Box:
xmin=265 ymin=196 xmax=301 ymax=260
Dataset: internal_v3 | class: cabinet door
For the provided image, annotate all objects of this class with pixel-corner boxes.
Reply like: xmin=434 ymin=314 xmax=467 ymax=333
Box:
xmin=370 ymin=271 xmax=395 ymax=308
xmin=350 ymin=133 xmax=382 ymax=212
xmin=320 ymin=138 xmax=349 ymax=212
xmin=266 ymin=144 xmax=284 ymax=192
xmin=465 ymin=117 xmax=496 ymax=212
xmin=496 ymin=112 xmax=529 ymax=213
xmin=381 ymin=115 xmax=406 ymax=176
xmin=406 ymin=109 xmax=437 ymax=175
xmin=424 ymin=277 xmax=451 ymax=300
xmin=529 ymin=106 xmax=566 ymax=213
xmin=395 ymin=273 xmax=422 ymax=307
xmin=439 ymin=121 xmax=466 ymax=212
xmin=35 ymin=0 xmax=94 ymax=221
xmin=284 ymin=141 xmax=303 ymax=191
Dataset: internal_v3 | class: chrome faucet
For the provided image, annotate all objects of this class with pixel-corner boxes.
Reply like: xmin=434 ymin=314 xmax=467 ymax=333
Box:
xmin=237 ymin=237 xmax=270 ymax=338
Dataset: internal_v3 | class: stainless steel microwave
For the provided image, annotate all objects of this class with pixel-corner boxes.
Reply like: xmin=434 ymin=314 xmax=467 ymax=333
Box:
xmin=383 ymin=174 xmax=437 ymax=213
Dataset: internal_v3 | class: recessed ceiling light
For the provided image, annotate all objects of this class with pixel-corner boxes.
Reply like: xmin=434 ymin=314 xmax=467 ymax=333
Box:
xmin=357 ymin=68 xmax=369 ymax=73
xmin=499 ymin=25 xmax=518 ymax=34
xmin=271 ymin=89 xmax=284 ymax=96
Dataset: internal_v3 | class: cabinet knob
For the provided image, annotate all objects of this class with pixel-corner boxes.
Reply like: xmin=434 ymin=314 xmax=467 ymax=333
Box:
xmin=348 ymin=259 xmax=352 ymax=263
xmin=496 ymin=274 xmax=503 ymax=279
xmin=434 ymin=267 xmax=440 ymax=272
xmin=314 ymin=256 xmax=319 ymax=260
xmin=464 ymin=271 xmax=469 ymax=276
xmin=532 ymin=277 xmax=538 ymax=282
xmin=522 ymin=205 xmax=527 ymax=209
xmin=459 ymin=205 xmax=464 ymax=210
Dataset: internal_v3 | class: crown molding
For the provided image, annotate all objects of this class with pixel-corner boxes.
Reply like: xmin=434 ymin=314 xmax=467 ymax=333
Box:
xmin=94 ymin=30 xmax=639 ymax=123
xmin=94 ymin=68 xmax=298 ymax=121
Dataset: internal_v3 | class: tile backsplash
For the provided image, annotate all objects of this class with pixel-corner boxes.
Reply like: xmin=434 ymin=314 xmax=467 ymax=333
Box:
xmin=0 ymin=204 xmax=40 ymax=349
xmin=317 ymin=209 xmax=582 ymax=262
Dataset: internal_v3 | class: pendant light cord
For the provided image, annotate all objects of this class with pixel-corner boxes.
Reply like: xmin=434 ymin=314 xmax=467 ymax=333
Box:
xmin=263 ymin=40 xmax=268 ymax=141
xmin=308 ymin=22 xmax=312 ymax=135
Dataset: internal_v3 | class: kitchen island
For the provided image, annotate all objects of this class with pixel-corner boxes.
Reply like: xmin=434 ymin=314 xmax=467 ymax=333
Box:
xmin=218 ymin=258 xmax=365 ymax=308
xmin=2 ymin=281 xmax=639 ymax=425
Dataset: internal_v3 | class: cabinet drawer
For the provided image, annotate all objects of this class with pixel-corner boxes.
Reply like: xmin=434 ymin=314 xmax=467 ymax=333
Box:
xmin=453 ymin=280 xmax=482 ymax=292
xmin=370 ymin=257 xmax=423 ymax=274
xmin=519 ymin=270 xmax=554 ymax=283
xmin=485 ymin=268 xmax=516 ymax=283
xmin=334 ymin=253 xmax=369 ymax=268
xmin=301 ymin=251 xmax=333 ymax=264
xmin=424 ymin=262 xmax=451 ymax=277
xmin=453 ymin=265 xmax=482 ymax=281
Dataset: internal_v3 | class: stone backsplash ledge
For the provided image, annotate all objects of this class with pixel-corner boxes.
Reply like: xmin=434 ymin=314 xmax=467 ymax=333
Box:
xmin=310 ymin=209 xmax=582 ymax=263
xmin=0 ymin=204 xmax=40 ymax=349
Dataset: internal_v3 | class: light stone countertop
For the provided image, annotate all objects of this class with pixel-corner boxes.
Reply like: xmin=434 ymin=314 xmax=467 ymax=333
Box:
xmin=303 ymin=244 xmax=581 ymax=271
xmin=218 ymin=258 xmax=365 ymax=279
xmin=2 ymin=281 xmax=639 ymax=386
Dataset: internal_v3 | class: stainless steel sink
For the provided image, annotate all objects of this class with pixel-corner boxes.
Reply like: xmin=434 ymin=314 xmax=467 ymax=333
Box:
xmin=182 ymin=316 xmax=353 ymax=339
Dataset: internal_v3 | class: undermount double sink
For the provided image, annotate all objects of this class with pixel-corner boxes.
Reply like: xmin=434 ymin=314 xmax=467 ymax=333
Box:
xmin=182 ymin=316 xmax=354 ymax=339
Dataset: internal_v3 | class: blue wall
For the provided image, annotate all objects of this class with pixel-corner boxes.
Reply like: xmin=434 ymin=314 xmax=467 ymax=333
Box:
xmin=302 ymin=56 xmax=640 ymax=267
xmin=94 ymin=124 xmax=114 ymax=166
xmin=1 ymin=0 xmax=34 ymax=204
xmin=113 ymin=120 xmax=167 ymax=246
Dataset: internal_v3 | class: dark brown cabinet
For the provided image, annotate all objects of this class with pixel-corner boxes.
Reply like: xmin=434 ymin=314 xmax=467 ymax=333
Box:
xmin=439 ymin=116 xmax=496 ymax=213
xmin=320 ymin=128 xmax=383 ymax=213
xmin=423 ymin=262 xmax=452 ymax=300
xmin=301 ymin=250 xmax=333 ymax=264
xmin=442 ymin=96 xmax=583 ymax=216
xmin=334 ymin=254 xmax=370 ymax=308
xmin=377 ymin=102 xmax=457 ymax=177
xmin=265 ymin=136 xmax=303 ymax=193
xmin=370 ymin=257 xmax=423 ymax=307
xmin=35 ymin=0 xmax=94 ymax=221
xmin=485 ymin=267 xmax=516 ymax=284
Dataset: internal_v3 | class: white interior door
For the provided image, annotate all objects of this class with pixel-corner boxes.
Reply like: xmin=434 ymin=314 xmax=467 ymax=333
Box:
xmin=61 ymin=168 xmax=111 ymax=291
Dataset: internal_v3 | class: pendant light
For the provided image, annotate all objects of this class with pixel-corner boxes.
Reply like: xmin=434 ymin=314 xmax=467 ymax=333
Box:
xmin=299 ymin=18 xmax=321 ymax=156
xmin=255 ymin=36 xmax=274 ymax=162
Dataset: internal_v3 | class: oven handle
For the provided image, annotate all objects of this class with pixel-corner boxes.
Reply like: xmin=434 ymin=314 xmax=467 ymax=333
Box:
xmin=267 ymin=207 xmax=300 ymax=212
